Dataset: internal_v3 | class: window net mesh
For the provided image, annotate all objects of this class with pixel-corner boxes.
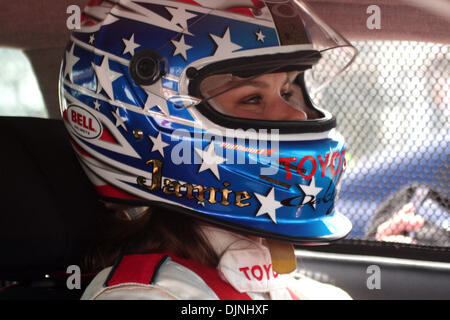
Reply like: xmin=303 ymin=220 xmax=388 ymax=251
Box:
xmin=309 ymin=41 xmax=449 ymax=248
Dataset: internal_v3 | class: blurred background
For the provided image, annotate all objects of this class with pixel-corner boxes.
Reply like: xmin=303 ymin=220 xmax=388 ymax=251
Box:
xmin=309 ymin=40 xmax=449 ymax=245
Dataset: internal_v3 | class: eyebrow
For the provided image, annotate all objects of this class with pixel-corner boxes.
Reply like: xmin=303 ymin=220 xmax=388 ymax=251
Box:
xmin=240 ymin=80 xmax=270 ymax=89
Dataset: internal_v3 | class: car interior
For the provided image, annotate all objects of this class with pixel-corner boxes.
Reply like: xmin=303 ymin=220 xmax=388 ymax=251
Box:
xmin=0 ymin=0 xmax=449 ymax=300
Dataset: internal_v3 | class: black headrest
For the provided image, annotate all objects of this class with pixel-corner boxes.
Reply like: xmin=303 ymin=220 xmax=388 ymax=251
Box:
xmin=0 ymin=116 xmax=105 ymax=280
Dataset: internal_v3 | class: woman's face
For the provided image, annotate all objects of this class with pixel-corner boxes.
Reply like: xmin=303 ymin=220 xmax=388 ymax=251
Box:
xmin=205 ymin=72 xmax=317 ymax=121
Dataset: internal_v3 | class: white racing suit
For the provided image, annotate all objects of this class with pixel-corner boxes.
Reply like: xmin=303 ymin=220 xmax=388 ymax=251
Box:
xmin=81 ymin=226 xmax=351 ymax=300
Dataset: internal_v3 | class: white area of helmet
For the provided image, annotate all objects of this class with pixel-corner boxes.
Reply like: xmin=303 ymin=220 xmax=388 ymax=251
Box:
xmin=77 ymin=5 xmax=119 ymax=34
xmin=84 ymin=1 xmax=117 ymax=21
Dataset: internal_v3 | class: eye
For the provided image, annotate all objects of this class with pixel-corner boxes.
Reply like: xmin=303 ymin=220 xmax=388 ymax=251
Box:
xmin=281 ymin=90 xmax=294 ymax=101
xmin=241 ymin=95 xmax=262 ymax=105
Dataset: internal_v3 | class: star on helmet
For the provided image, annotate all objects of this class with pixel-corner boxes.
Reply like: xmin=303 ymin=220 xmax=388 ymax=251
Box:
xmin=298 ymin=177 xmax=323 ymax=210
xmin=144 ymin=84 xmax=170 ymax=116
xmin=64 ymin=42 xmax=80 ymax=83
xmin=194 ymin=142 xmax=225 ymax=180
xmin=149 ymin=132 xmax=169 ymax=158
xmin=210 ymin=27 xmax=242 ymax=57
xmin=93 ymin=100 xmax=101 ymax=111
xmin=171 ymin=35 xmax=193 ymax=61
xmin=255 ymin=29 xmax=266 ymax=43
xmin=111 ymin=106 xmax=128 ymax=132
xmin=166 ymin=6 xmax=197 ymax=34
xmin=92 ymin=57 xmax=122 ymax=100
xmin=255 ymin=187 xmax=283 ymax=224
xmin=122 ymin=33 xmax=141 ymax=56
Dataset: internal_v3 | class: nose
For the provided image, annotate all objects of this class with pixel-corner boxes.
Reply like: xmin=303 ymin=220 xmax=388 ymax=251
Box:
xmin=264 ymin=97 xmax=308 ymax=121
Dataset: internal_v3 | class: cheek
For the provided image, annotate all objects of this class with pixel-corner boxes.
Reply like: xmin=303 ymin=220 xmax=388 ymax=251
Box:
xmin=220 ymin=103 xmax=261 ymax=119
xmin=232 ymin=109 xmax=266 ymax=120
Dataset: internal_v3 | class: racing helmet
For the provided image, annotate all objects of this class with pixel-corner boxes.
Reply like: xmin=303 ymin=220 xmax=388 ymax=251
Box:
xmin=59 ymin=0 xmax=356 ymax=244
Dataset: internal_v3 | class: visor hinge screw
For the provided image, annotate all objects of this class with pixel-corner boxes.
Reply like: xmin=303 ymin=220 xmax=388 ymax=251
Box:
xmin=133 ymin=129 xmax=144 ymax=140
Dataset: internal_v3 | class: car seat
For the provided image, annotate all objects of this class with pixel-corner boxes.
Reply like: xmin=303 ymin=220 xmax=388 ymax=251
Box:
xmin=0 ymin=116 xmax=105 ymax=299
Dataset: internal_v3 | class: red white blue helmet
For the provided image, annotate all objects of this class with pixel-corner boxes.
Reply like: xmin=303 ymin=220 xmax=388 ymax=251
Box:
xmin=59 ymin=0 xmax=356 ymax=243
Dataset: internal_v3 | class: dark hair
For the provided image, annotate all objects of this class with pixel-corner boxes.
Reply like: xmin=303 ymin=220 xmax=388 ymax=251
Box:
xmin=82 ymin=204 xmax=219 ymax=273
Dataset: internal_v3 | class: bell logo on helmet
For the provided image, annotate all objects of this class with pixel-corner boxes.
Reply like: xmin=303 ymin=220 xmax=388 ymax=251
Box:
xmin=67 ymin=105 xmax=102 ymax=140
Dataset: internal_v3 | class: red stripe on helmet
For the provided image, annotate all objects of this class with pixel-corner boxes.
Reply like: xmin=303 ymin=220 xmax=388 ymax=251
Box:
xmin=87 ymin=0 xmax=104 ymax=6
xmin=99 ymin=125 xmax=118 ymax=144
xmin=227 ymin=7 xmax=254 ymax=17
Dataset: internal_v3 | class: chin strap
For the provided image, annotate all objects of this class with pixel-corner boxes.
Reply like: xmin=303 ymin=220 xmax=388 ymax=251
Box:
xmin=266 ymin=239 xmax=297 ymax=274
